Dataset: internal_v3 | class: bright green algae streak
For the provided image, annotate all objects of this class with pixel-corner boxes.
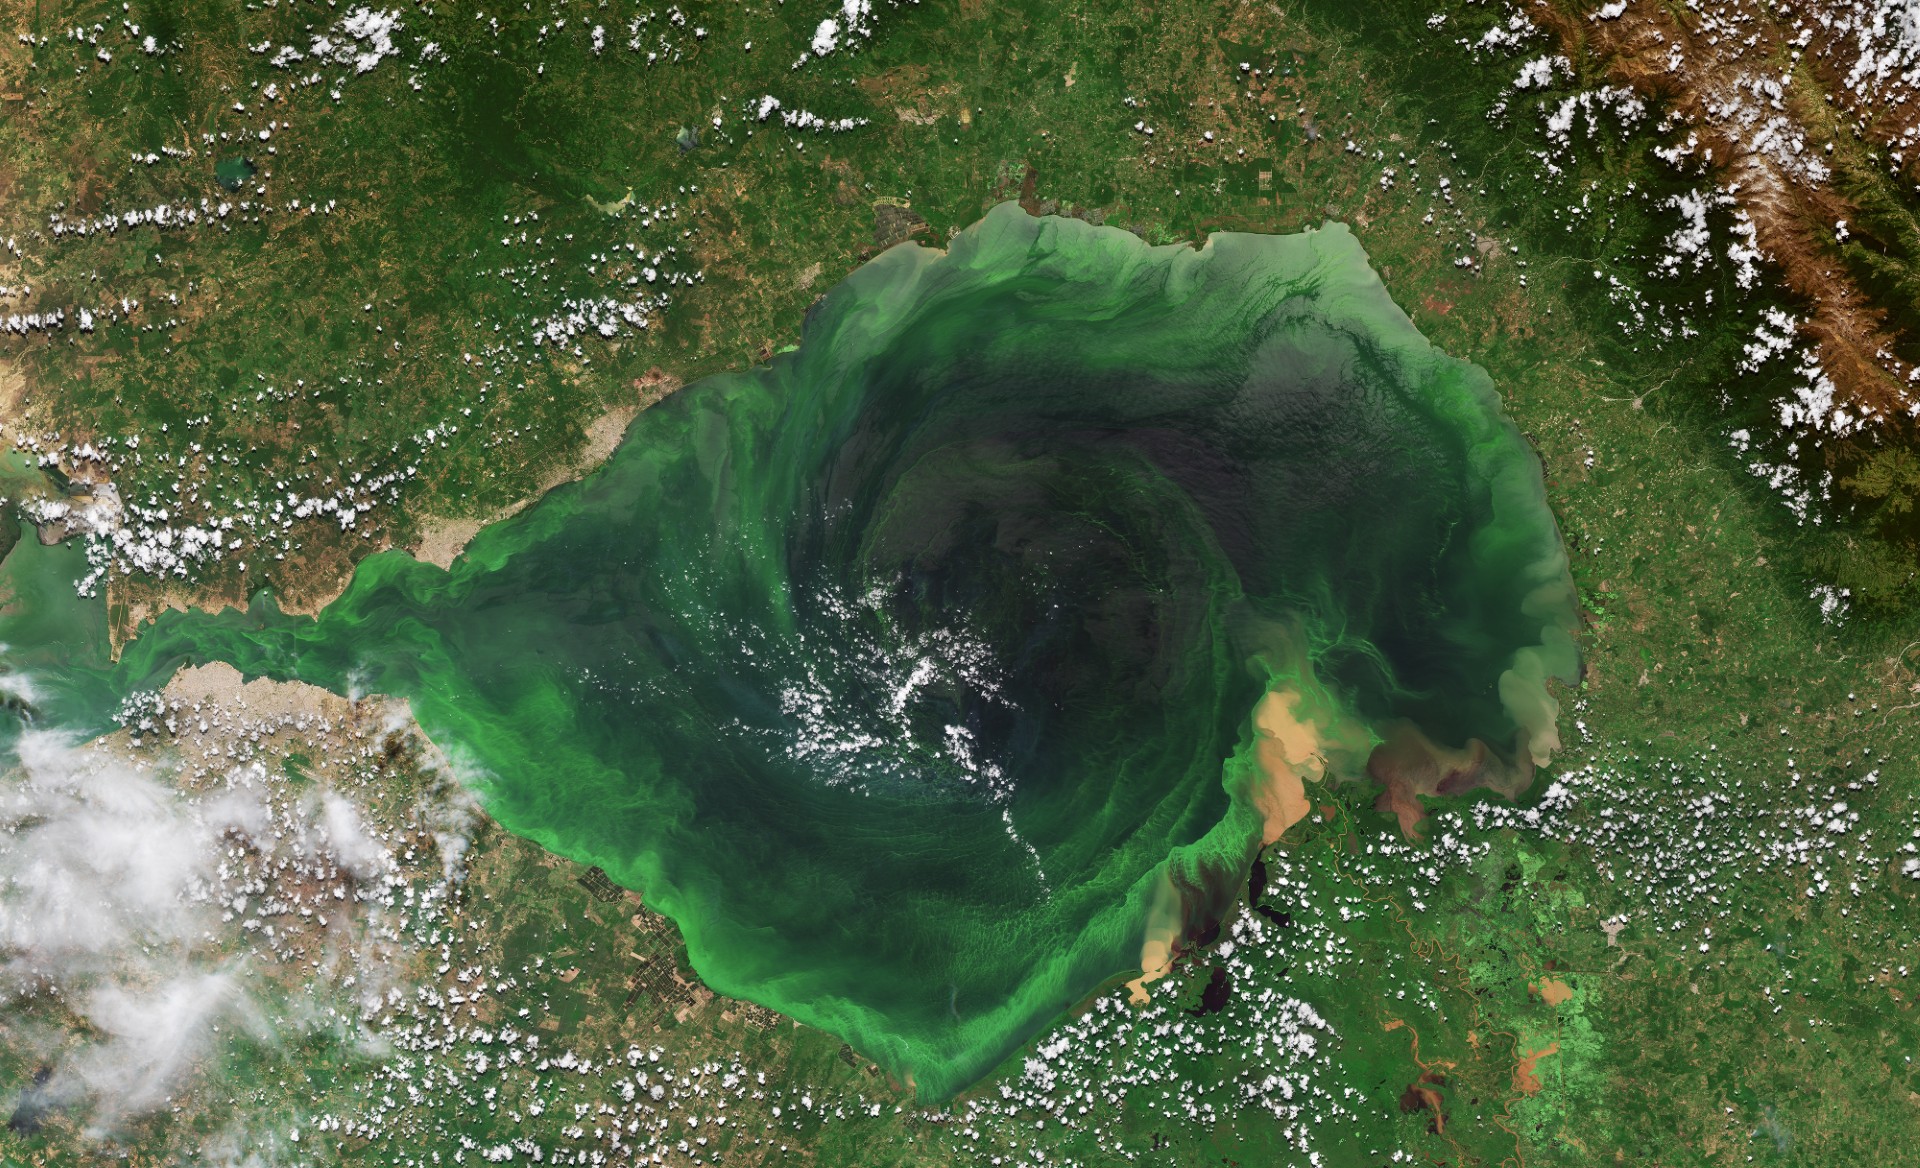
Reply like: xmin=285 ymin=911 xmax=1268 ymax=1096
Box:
xmin=102 ymin=204 xmax=1579 ymax=1098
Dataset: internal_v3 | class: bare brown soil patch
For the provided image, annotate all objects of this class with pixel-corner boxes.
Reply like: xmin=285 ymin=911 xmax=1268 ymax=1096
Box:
xmin=1398 ymin=1072 xmax=1449 ymax=1134
xmin=0 ymin=358 xmax=26 ymax=431
xmin=1535 ymin=977 xmax=1573 ymax=1007
xmin=1513 ymin=1041 xmax=1560 ymax=1095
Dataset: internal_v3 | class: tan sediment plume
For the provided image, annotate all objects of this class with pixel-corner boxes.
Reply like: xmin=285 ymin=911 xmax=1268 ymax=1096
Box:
xmin=1249 ymin=688 xmax=1322 ymax=845
xmin=1501 ymin=621 xmax=1573 ymax=768
xmin=1126 ymin=679 xmax=1368 ymax=1005
xmin=1366 ymin=718 xmax=1540 ymax=839
xmin=1124 ymin=872 xmax=1183 ymax=1006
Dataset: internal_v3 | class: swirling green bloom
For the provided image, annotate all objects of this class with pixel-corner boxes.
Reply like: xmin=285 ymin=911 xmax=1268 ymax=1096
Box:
xmin=107 ymin=204 xmax=1578 ymax=1099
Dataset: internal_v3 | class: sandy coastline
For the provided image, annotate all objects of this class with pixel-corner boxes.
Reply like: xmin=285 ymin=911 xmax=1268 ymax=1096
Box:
xmin=408 ymin=369 xmax=681 ymax=570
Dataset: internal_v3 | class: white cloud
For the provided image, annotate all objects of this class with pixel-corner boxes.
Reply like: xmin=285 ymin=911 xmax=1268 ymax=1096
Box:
xmin=309 ymin=7 xmax=404 ymax=75
xmin=0 ymin=685 xmax=475 ymax=1141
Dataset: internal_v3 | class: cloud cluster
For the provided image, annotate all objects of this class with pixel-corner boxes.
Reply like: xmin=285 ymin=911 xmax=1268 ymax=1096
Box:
xmin=0 ymin=695 xmax=470 ymax=1143
xmin=0 ymin=732 xmax=267 ymax=1129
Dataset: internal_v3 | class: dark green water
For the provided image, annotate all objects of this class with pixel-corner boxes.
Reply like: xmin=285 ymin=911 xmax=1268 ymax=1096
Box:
xmin=51 ymin=206 xmax=1576 ymax=1097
